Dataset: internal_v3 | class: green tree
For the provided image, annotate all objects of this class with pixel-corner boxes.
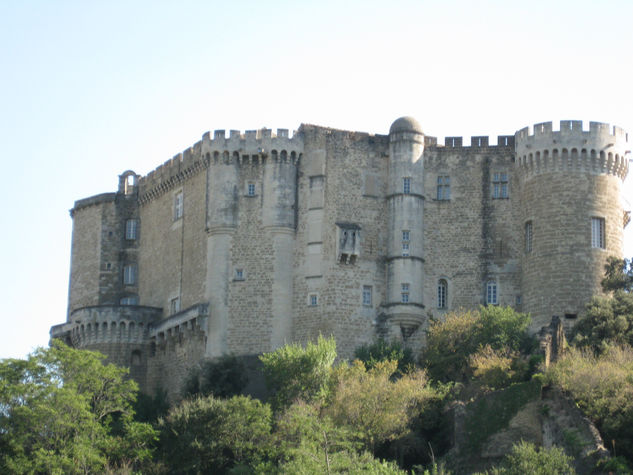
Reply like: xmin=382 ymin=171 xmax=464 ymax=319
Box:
xmin=157 ymin=394 xmax=273 ymax=474
xmin=547 ymin=344 xmax=633 ymax=464
xmin=0 ymin=341 xmax=157 ymax=474
xmin=601 ymin=256 xmax=633 ymax=293
xmin=276 ymin=401 xmax=405 ymax=474
xmin=487 ymin=441 xmax=575 ymax=475
xmin=326 ymin=360 xmax=436 ymax=453
xmin=571 ymin=291 xmax=633 ymax=352
xmin=182 ymin=354 xmax=247 ymax=399
xmin=354 ymin=339 xmax=415 ymax=375
xmin=259 ymin=335 xmax=337 ymax=410
xmin=422 ymin=307 xmax=531 ymax=383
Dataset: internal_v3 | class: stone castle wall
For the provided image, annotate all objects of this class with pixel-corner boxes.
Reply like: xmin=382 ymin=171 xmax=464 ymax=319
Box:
xmin=52 ymin=118 xmax=630 ymax=396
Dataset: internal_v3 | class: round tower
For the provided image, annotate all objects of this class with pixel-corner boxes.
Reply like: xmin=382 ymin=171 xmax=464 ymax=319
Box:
xmin=515 ymin=121 xmax=629 ymax=331
xmin=262 ymin=149 xmax=298 ymax=349
xmin=385 ymin=117 xmax=426 ymax=339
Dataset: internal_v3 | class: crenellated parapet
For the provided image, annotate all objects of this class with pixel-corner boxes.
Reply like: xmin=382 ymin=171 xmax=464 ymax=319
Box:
xmin=441 ymin=135 xmax=515 ymax=148
xmin=203 ymin=128 xmax=303 ymax=166
xmin=60 ymin=305 xmax=162 ymax=348
xmin=515 ymin=121 xmax=630 ymax=180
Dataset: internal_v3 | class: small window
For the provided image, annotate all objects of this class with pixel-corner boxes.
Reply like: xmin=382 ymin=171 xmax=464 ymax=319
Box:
xmin=170 ymin=297 xmax=181 ymax=315
xmin=403 ymin=177 xmax=411 ymax=194
xmin=309 ymin=294 xmax=318 ymax=306
xmin=401 ymin=283 xmax=410 ymax=303
xmin=486 ymin=280 xmax=498 ymax=305
xmin=402 ymin=241 xmax=410 ymax=256
xmin=247 ymin=182 xmax=256 ymax=196
xmin=402 ymin=230 xmax=410 ymax=242
xmin=123 ymin=265 xmax=137 ymax=285
xmin=235 ymin=268 xmax=244 ymax=281
xmin=131 ymin=350 xmax=141 ymax=366
xmin=362 ymin=285 xmax=372 ymax=306
xmin=591 ymin=217 xmax=605 ymax=249
xmin=125 ymin=219 xmax=138 ymax=240
xmin=437 ymin=176 xmax=450 ymax=200
xmin=492 ymin=173 xmax=509 ymax=198
xmin=525 ymin=221 xmax=532 ymax=253
xmin=174 ymin=192 xmax=184 ymax=220
xmin=438 ymin=279 xmax=447 ymax=309
xmin=120 ymin=295 xmax=138 ymax=305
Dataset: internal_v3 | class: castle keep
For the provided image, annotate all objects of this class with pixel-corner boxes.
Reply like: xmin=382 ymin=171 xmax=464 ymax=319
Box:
xmin=50 ymin=117 xmax=630 ymax=396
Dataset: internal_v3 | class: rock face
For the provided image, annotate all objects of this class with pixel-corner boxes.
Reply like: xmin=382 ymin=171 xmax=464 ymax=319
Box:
xmin=447 ymin=382 xmax=609 ymax=474
xmin=50 ymin=118 xmax=630 ymax=398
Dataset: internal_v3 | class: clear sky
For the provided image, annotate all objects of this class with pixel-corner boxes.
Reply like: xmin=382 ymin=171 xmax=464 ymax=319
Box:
xmin=1 ymin=0 xmax=631 ymax=359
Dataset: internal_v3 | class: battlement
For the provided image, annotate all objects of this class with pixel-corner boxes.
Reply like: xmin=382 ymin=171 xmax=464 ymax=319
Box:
xmin=515 ymin=121 xmax=630 ymax=180
xmin=202 ymin=127 xmax=303 ymax=160
xmin=516 ymin=120 xmax=630 ymax=156
xmin=442 ymin=135 xmax=515 ymax=148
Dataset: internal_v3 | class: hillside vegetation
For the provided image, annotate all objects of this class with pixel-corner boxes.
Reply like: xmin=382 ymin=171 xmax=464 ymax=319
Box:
xmin=2 ymin=257 xmax=632 ymax=474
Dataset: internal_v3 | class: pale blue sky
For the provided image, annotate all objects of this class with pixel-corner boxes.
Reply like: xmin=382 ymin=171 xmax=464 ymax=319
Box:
xmin=1 ymin=0 xmax=631 ymax=359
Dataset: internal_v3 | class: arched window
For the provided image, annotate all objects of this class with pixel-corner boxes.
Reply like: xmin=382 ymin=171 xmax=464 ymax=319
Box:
xmin=486 ymin=280 xmax=498 ymax=305
xmin=437 ymin=279 xmax=447 ymax=309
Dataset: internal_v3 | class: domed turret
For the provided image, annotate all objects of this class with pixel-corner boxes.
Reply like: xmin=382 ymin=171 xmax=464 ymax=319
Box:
xmin=389 ymin=116 xmax=424 ymax=135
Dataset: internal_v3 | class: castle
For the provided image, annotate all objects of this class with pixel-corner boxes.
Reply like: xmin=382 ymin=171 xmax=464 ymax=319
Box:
xmin=50 ymin=117 xmax=630 ymax=397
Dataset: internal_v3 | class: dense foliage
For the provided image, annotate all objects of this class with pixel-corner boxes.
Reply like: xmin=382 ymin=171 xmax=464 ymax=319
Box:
xmin=259 ymin=334 xmax=337 ymax=410
xmin=422 ymin=306 xmax=532 ymax=383
xmin=485 ymin=441 xmax=576 ymax=475
xmin=0 ymin=341 xmax=156 ymax=474
xmin=182 ymin=354 xmax=247 ymax=399
xmin=354 ymin=338 xmax=415 ymax=375
xmin=546 ymin=345 xmax=633 ymax=463
xmin=157 ymin=395 xmax=273 ymax=473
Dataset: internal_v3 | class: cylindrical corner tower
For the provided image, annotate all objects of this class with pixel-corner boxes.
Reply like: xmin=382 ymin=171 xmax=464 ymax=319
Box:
xmin=515 ymin=121 xmax=629 ymax=330
xmin=205 ymin=150 xmax=239 ymax=357
xmin=263 ymin=149 xmax=298 ymax=349
xmin=385 ymin=117 xmax=426 ymax=340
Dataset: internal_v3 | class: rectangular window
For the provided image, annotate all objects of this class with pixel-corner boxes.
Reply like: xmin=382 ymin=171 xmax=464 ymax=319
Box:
xmin=174 ymin=192 xmax=184 ymax=220
xmin=402 ymin=230 xmax=410 ymax=242
xmin=247 ymin=182 xmax=256 ymax=196
xmin=170 ymin=297 xmax=181 ymax=315
xmin=402 ymin=241 xmax=410 ymax=256
xmin=401 ymin=283 xmax=410 ymax=303
xmin=235 ymin=268 xmax=244 ymax=280
xmin=486 ymin=281 xmax=498 ymax=305
xmin=123 ymin=264 xmax=137 ymax=285
xmin=437 ymin=175 xmax=450 ymax=200
xmin=309 ymin=294 xmax=318 ymax=306
xmin=591 ymin=217 xmax=605 ymax=249
xmin=438 ymin=280 xmax=447 ymax=309
xmin=120 ymin=295 xmax=138 ymax=305
xmin=362 ymin=285 xmax=372 ymax=306
xmin=403 ymin=177 xmax=411 ymax=194
xmin=492 ymin=173 xmax=509 ymax=198
xmin=525 ymin=221 xmax=532 ymax=253
xmin=125 ymin=219 xmax=138 ymax=240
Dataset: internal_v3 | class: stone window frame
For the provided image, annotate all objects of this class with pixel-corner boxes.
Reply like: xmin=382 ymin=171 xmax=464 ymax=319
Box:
xmin=234 ymin=268 xmax=245 ymax=281
xmin=401 ymin=283 xmax=410 ymax=303
xmin=308 ymin=293 xmax=319 ymax=307
xmin=125 ymin=219 xmax=139 ymax=240
xmin=525 ymin=221 xmax=533 ymax=253
xmin=437 ymin=279 xmax=448 ymax=309
xmin=246 ymin=182 xmax=256 ymax=197
xmin=492 ymin=172 xmax=509 ymax=199
xmin=436 ymin=175 xmax=450 ymax=200
xmin=174 ymin=190 xmax=184 ymax=220
xmin=591 ymin=217 xmax=605 ymax=249
xmin=362 ymin=285 xmax=373 ymax=307
xmin=123 ymin=264 xmax=137 ymax=285
xmin=486 ymin=280 xmax=498 ymax=305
